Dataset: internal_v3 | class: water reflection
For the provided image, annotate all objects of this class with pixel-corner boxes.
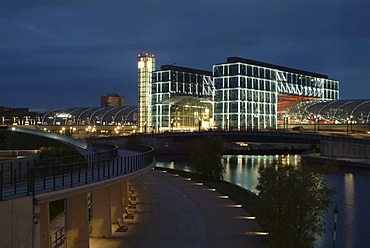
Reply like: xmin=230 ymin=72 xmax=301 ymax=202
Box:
xmin=222 ymin=154 xmax=300 ymax=193
xmin=344 ymin=173 xmax=355 ymax=248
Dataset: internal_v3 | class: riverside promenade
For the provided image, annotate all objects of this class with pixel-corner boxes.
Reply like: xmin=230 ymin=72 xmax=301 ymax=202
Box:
xmin=89 ymin=169 xmax=266 ymax=248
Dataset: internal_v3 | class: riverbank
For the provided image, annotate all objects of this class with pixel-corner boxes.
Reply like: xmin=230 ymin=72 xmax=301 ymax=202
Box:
xmin=301 ymin=154 xmax=370 ymax=168
xmin=154 ymin=166 xmax=268 ymax=242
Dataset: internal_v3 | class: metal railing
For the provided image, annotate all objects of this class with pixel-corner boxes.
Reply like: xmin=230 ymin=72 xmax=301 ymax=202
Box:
xmin=0 ymin=146 xmax=154 ymax=201
xmin=50 ymin=227 xmax=65 ymax=248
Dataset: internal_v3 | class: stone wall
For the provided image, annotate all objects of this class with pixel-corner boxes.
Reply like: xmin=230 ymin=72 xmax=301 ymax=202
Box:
xmin=321 ymin=140 xmax=370 ymax=159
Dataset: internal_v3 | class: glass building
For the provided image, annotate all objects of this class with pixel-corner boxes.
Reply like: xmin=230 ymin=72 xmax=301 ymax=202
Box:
xmin=213 ymin=57 xmax=339 ymax=130
xmin=151 ymin=65 xmax=214 ymax=132
xmin=137 ymin=52 xmax=155 ymax=132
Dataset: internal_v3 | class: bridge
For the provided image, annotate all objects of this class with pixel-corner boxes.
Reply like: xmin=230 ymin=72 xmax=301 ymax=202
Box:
xmin=0 ymin=127 xmax=155 ymax=248
xmin=117 ymin=130 xmax=369 ymax=160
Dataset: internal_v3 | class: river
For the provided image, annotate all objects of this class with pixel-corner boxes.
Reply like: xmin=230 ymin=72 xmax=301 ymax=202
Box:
xmin=155 ymin=154 xmax=370 ymax=248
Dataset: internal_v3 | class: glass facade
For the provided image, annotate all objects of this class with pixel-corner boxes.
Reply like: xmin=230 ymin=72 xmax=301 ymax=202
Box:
xmin=213 ymin=57 xmax=339 ymax=130
xmin=137 ymin=52 xmax=155 ymax=132
xmin=151 ymin=65 xmax=213 ymax=132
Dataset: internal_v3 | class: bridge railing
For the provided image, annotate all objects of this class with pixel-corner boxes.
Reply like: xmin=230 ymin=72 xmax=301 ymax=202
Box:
xmin=0 ymin=146 xmax=154 ymax=201
xmin=145 ymin=130 xmax=370 ymax=145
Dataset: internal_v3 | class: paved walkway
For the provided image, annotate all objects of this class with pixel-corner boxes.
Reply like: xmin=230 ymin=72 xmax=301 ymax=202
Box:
xmin=90 ymin=169 xmax=266 ymax=248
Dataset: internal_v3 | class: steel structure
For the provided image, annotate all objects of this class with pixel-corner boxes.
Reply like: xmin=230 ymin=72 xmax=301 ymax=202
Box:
xmin=151 ymin=65 xmax=214 ymax=132
xmin=287 ymin=99 xmax=370 ymax=124
xmin=40 ymin=106 xmax=137 ymax=126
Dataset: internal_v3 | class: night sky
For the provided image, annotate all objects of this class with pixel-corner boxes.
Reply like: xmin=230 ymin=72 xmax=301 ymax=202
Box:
xmin=1 ymin=0 xmax=369 ymax=112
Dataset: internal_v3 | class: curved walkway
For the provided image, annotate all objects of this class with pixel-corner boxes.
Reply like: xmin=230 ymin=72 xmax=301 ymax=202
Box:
xmin=90 ymin=169 xmax=266 ymax=248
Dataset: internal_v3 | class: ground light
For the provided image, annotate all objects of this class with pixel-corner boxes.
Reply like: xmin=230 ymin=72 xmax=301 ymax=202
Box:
xmin=244 ymin=231 xmax=269 ymax=236
xmin=192 ymin=182 xmax=203 ymax=186
xmin=226 ymin=204 xmax=243 ymax=208
xmin=236 ymin=216 xmax=256 ymax=220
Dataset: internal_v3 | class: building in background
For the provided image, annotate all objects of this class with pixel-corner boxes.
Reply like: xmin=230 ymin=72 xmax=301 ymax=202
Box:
xmin=142 ymin=56 xmax=340 ymax=132
xmin=0 ymin=106 xmax=41 ymax=126
xmin=151 ymin=65 xmax=214 ymax=132
xmin=213 ymin=57 xmax=339 ymax=130
xmin=100 ymin=93 xmax=125 ymax=107
xmin=137 ymin=52 xmax=155 ymax=132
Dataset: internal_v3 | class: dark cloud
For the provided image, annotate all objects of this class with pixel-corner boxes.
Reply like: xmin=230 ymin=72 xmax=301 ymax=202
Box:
xmin=0 ymin=0 xmax=369 ymax=109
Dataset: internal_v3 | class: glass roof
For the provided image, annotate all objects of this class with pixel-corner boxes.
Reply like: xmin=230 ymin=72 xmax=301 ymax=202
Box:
xmin=287 ymin=100 xmax=370 ymax=124
xmin=40 ymin=106 xmax=137 ymax=126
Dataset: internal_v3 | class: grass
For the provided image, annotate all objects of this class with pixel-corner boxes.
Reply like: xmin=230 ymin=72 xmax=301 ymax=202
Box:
xmin=0 ymin=130 xmax=68 ymax=150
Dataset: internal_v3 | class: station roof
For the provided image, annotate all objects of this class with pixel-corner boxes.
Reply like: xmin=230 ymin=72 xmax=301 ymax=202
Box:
xmin=40 ymin=106 xmax=137 ymax=126
xmin=288 ymin=99 xmax=370 ymax=124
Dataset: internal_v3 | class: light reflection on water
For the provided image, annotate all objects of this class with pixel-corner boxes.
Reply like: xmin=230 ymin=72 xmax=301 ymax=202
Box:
xmin=155 ymin=154 xmax=370 ymax=248
xmin=344 ymin=173 xmax=355 ymax=248
xmin=222 ymin=154 xmax=300 ymax=193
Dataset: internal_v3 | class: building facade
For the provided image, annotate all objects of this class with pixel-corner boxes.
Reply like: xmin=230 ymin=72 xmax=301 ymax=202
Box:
xmin=137 ymin=55 xmax=339 ymax=132
xmin=100 ymin=93 xmax=125 ymax=107
xmin=213 ymin=57 xmax=339 ymax=130
xmin=151 ymin=65 xmax=214 ymax=132
xmin=137 ymin=52 xmax=155 ymax=132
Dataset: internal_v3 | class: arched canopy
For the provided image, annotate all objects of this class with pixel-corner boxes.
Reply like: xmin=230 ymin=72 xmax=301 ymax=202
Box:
xmin=41 ymin=106 xmax=137 ymax=126
xmin=287 ymin=99 xmax=370 ymax=124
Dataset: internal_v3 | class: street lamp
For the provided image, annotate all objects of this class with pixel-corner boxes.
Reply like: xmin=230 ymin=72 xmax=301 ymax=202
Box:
xmin=283 ymin=114 xmax=287 ymax=130
xmin=317 ymin=114 xmax=321 ymax=132
xmin=346 ymin=117 xmax=349 ymax=135
xmin=350 ymin=115 xmax=353 ymax=133
xmin=332 ymin=205 xmax=339 ymax=248
xmin=285 ymin=114 xmax=289 ymax=131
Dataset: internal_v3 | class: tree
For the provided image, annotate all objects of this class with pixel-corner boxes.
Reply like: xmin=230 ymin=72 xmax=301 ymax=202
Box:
xmin=256 ymin=161 xmax=335 ymax=248
xmin=189 ymin=135 xmax=224 ymax=181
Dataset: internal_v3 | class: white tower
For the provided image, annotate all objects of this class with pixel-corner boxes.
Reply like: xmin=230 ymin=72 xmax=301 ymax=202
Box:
xmin=137 ymin=52 xmax=155 ymax=132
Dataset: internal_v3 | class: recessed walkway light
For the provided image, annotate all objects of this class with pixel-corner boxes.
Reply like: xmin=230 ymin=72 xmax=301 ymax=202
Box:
xmin=192 ymin=182 xmax=203 ymax=186
xmin=218 ymin=195 xmax=229 ymax=199
xmin=244 ymin=231 xmax=269 ymax=236
xmin=236 ymin=216 xmax=256 ymax=220
xmin=226 ymin=204 xmax=242 ymax=208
